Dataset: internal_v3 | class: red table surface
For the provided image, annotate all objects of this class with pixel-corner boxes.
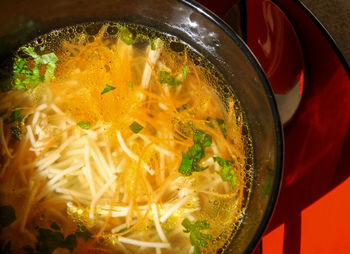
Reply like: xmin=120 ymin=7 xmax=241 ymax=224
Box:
xmin=195 ymin=0 xmax=350 ymax=253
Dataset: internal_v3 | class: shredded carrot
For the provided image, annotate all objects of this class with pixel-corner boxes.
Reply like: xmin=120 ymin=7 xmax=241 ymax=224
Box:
xmin=0 ymin=23 xmax=251 ymax=253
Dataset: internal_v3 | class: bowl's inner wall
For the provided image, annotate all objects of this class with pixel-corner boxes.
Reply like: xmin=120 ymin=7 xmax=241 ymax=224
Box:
xmin=0 ymin=0 xmax=283 ymax=253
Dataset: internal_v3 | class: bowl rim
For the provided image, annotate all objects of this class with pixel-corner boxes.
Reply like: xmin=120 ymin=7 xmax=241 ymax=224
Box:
xmin=176 ymin=0 xmax=284 ymax=252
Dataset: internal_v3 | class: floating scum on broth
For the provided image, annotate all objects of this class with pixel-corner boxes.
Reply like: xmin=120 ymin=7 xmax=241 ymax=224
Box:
xmin=0 ymin=22 xmax=253 ymax=254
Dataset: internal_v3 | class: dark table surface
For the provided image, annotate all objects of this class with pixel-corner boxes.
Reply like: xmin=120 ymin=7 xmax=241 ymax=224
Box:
xmin=301 ymin=0 xmax=350 ymax=66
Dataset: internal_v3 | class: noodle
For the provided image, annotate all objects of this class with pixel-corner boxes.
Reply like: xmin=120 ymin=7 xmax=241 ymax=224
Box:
xmin=0 ymin=22 xmax=253 ymax=254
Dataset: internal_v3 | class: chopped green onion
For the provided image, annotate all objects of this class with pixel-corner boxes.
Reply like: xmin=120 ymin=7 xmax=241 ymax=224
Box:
xmin=128 ymin=81 xmax=133 ymax=91
xmin=77 ymin=121 xmax=91 ymax=130
xmin=101 ymin=84 xmax=116 ymax=95
xmin=182 ymin=65 xmax=188 ymax=78
xmin=129 ymin=121 xmax=143 ymax=133
xmin=213 ymin=156 xmax=236 ymax=188
xmin=216 ymin=118 xmax=227 ymax=138
xmin=159 ymin=71 xmax=182 ymax=86
xmin=182 ymin=218 xmax=212 ymax=254
xmin=178 ymin=130 xmax=212 ymax=176
xmin=118 ymin=26 xmax=136 ymax=45
xmin=150 ymin=39 xmax=156 ymax=50
xmin=9 ymin=109 xmax=23 ymax=123
xmin=13 ymin=46 xmax=58 ymax=90
xmin=10 ymin=126 xmax=22 ymax=141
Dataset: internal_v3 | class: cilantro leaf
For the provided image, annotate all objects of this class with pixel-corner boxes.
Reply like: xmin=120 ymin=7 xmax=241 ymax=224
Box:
xmin=128 ymin=81 xmax=133 ymax=91
xmin=0 ymin=205 xmax=16 ymax=227
xmin=77 ymin=121 xmax=91 ymax=130
xmin=159 ymin=71 xmax=183 ymax=86
xmin=213 ymin=156 xmax=237 ymax=188
xmin=23 ymin=47 xmax=59 ymax=83
xmin=178 ymin=153 xmax=194 ymax=176
xmin=118 ymin=26 xmax=136 ymax=45
xmin=21 ymin=46 xmax=39 ymax=59
xmin=205 ymin=118 xmax=214 ymax=128
xmin=41 ymin=53 xmax=59 ymax=82
xmin=101 ymin=84 xmax=116 ymax=95
xmin=193 ymin=130 xmax=212 ymax=147
xmin=205 ymin=117 xmax=227 ymax=138
xmin=13 ymin=46 xmax=58 ymax=90
xmin=216 ymin=118 xmax=227 ymax=138
xmin=13 ymin=57 xmax=31 ymax=90
xmin=9 ymin=109 xmax=23 ymax=123
xmin=129 ymin=121 xmax=143 ymax=133
xmin=178 ymin=130 xmax=212 ymax=176
xmin=150 ymin=39 xmax=156 ymax=50
xmin=182 ymin=65 xmax=188 ymax=78
xmin=10 ymin=126 xmax=22 ymax=141
xmin=182 ymin=219 xmax=212 ymax=254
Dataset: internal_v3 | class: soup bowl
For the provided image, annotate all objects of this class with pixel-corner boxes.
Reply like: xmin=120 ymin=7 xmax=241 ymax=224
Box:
xmin=0 ymin=0 xmax=283 ymax=253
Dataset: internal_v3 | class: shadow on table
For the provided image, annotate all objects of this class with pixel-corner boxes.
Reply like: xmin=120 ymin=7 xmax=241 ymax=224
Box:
xmin=262 ymin=0 xmax=350 ymax=253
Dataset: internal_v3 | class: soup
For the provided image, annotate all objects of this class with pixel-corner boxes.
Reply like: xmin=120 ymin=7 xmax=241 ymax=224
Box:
xmin=0 ymin=22 xmax=253 ymax=254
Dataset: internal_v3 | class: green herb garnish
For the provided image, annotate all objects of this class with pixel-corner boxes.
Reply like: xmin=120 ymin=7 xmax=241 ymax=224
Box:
xmin=178 ymin=130 xmax=212 ymax=176
xmin=9 ymin=109 xmax=24 ymax=123
xmin=0 ymin=205 xmax=16 ymax=227
xmin=13 ymin=46 xmax=58 ymax=90
xmin=216 ymin=118 xmax=227 ymax=138
xmin=182 ymin=65 xmax=188 ymax=78
xmin=22 ymin=46 xmax=58 ymax=83
xmin=118 ymin=26 xmax=136 ymax=45
xmin=128 ymin=81 xmax=133 ymax=91
xmin=204 ymin=117 xmax=227 ymax=138
xmin=101 ymin=84 xmax=116 ymax=95
xmin=182 ymin=218 xmax=212 ymax=254
xmin=13 ymin=56 xmax=38 ymax=90
xmin=129 ymin=121 xmax=143 ymax=133
xmin=150 ymin=39 xmax=156 ymax=50
xmin=159 ymin=71 xmax=183 ymax=86
xmin=77 ymin=121 xmax=91 ymax=130
xmin=213 ymin=156 xmax=237 ymax=188
xmin=205 ymin=121 xmax=214 ymax=128
xmin=10 ymin=126 xmax=22 ymax=141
